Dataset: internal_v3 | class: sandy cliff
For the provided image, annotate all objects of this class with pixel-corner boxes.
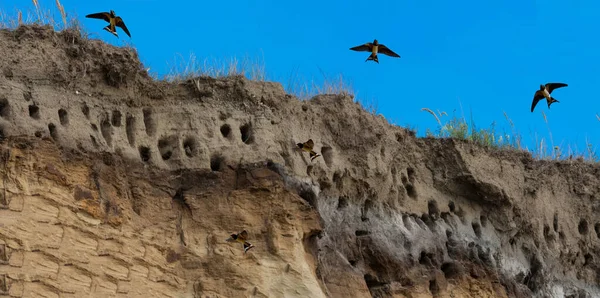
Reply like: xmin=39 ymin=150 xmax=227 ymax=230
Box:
xmin=0 ymin=25 xmax=599 ymax=298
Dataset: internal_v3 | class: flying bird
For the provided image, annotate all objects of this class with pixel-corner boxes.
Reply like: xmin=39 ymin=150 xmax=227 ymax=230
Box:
xmin=296 ymin=139 xmax=321 ymax=161
xmin=85 ymin=10 xmax=131 ymax=38
xmin=349 ymin=39 xmax=400 ymax=63
xmin=226 ymin=230 xmax=255 ymax=253
xmin=531 ymin=83 xmax=568 ymax=112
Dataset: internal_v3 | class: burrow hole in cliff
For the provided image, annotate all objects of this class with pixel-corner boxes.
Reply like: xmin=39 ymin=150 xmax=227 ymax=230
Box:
xmin=139 ymin=146 xmax=151 ymax=162
xmin=91 ymin=124 xmax=98 ymax=131
xmin=298 ymin=186 xmax=317 ymax=207
xmin=578 ymin=219 xmax=589 ymax=235
xmin=58 ymin=108 xmax=69 ymax=126
xmin=240 ymin=123 xmax=254 ymax=144
xmin=81 ymin=103 xmax=90 ymax=119
xmin=100 ymin=116 xmax=113 ymax=147
xmin=111 ymin=110 xmax=122 ymax=127
xmin=429 ymin=278 xmax=440 ymax=295
xmin=472 ymin=221 xmax=482 ymax=238
xmin=0 ymin=125 xmax=5 ymax=142
xmin=363 ymin=274 xmax=387 ymax=292
xmin=143 ymin=108 xmax=156 ymax=137
xmin=183 ymin=137 xmax=199 ymax=158
xmin=126 ymin=114 xmax=136 ymax=147
xmin=405 ymin=184 xmax=417 ymax=199
xmin=553 ymin=212 xmax=559 ymax=232
xmin=427 ymin=200 xmax=440 ymax=219
xmin=158 ymin=135 xmax=179 ymax=161
xmin=595 ymin=223 xmax=600 ymax=239
xmin=337 ymin=196 xmax=348 ymax=210
xmin=480 ymin=215 xmax=488 ymax=228
xmin=220 ymin=124 xmax=232 ymax=139
xmin=441 ymin=262 xmax=462 ymax=279
xmin=0 ymin=97 xmax=10 ymax=119
xmin=48 ymin=123 xmax=58 ymax=141
xmin=401 ymin=173 xmax=417 ymax=199
xmin=90 ymin=135 xmax=98 ymax=148
xmin=210 ymin=154 xmax=225 ymax=171
xmin=543 ymin=224 xmax=554 ymax=244
xmin=361 ymin=199 xmax=374 ymax=222
xmin=28 ymin=105 xmax=40 ymax=119
xmin=321 ymin=146 xmax=333 ymax=167
xmin=448 ymin=201 xmax=456 ymax=213
xmin=406 ymin=167 xmax=416 ymax=182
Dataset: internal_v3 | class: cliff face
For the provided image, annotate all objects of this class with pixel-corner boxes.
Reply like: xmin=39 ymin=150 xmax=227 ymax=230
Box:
xmin=0 ymin=25 xmax=599 ymax=298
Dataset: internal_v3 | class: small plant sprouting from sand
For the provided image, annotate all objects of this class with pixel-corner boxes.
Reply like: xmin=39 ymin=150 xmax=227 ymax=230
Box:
xmin=421 ymin=107 xmax=510 ymax=148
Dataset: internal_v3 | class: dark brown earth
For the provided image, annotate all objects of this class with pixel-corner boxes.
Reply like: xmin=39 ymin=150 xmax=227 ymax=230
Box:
xmin=0 ymin=25 xmax=599 ymax=298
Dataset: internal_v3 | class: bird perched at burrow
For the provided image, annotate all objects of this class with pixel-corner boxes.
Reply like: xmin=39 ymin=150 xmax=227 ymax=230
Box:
xmin=226 ymin=230 xmax=255 ymax=253
xmin=296 ymin=139 xmax=321 ymax=161
xmin=531 ymin=83 xmax=568 ymax=112
xmin=85 ymin=10 xmax=131 ymax=38
xmin=349 ymin=39 xmax=400 ymax=63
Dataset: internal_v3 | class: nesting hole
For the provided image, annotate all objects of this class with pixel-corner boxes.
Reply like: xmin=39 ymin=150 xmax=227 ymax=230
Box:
xmin=100 ymin=116 xmax=113 ymax=147
xmin=321 ymin=146 xmax=333 ymax=167
xmin=406 ymin=167 xmax=416 ymax=182
xmin=448 ymin=201 xmax=456 ymax=213
xmin=0 ymin=97 xmax=11 ymax=119
xmin=48 ymin=123 xmax=57 ymax=141
xmin=90 ymin=135 xmax=98 ymax=148
xmin=355 ymin=230 xmax=370 ymax=237
xmin=58 ymin=108 xmax=69 ymax=126
xmin=240 ymin=123 xmax=254 ymax=144
xmin=143 ymin=108 xmax=156 ymax=137
xmin=553 ymin=213 xmax=559 ymax=232
xmin=298 ymin=187 xmax=317 ymax=207
xmin=578 ymin=219 xmax=589 ymax=235
xmin=111 ymin=110 xmax=122 ymax=127
xmin=28 ymin=105 xmax=40 ymax=119
xmin=429 ymin=278 xmax=440 ymax=295
xmin=139 ymin=146 xmax=151 ymax=162
xmin=220 ymin=124 xmax=231 ymax=138
xmin=158 ymin=135 xmax=179 ymax=161
xmin=183 ymin=137 xmax=199 ymax=158
xmin=441 ymin=262 xmax=462 ymax=279
xmin=405 ymin=184 xmax=417 ymax=199
xmin=361 ymin=199 xmax=373 ymax=222
xmin=595 ymin=223 xmax=600 ymax=239
xmin=81 ymin=103 xmax=89 ymax=119
xmin=472 ymin=221 xmax=482 ymax=238
xmin=480 ymin=215 xmax=488 ymax=228
xmin=427 ymin=200 xmax=440 ymax=219
xmin=126 ymin=114 xmax=136 ymax=146
xmin=337 ymin=196 xmax=348 ymax=209
xmin=210 ymin=154 xmax=225 ymax=171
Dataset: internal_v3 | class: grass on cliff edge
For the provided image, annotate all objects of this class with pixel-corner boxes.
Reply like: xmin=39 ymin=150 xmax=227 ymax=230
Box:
xmin=1 ymin=1 xmax=598 ymax=163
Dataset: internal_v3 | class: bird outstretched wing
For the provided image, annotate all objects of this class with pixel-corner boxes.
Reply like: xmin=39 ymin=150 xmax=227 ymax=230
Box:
xmin=545 ymin=83 xmax=567 ymax=93
xmin=115 ymin=17 xmax=131 ymax=37
xmin=350 ymin=43 xmax=373 ymax=52
xmin=85 ymin=12 xmax=111 ymax=22
xmin=531 ymin=90 xmax=545 ymax=112
xmin=378 ymin=44 xmax=400 ymax=57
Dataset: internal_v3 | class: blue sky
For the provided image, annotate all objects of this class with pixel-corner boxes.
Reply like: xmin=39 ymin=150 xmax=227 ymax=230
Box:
xmin=3 ymin=0 xmax=600 ymax=158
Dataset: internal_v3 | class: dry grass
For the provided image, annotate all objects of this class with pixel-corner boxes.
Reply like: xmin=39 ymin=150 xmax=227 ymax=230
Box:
xmin=422 ymin=106 xmax=598 ymax=162
xmin=164 ymin=52 xmax=267 ymax=82
xmin=0 ymin=0 xmax=77 ymax=31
